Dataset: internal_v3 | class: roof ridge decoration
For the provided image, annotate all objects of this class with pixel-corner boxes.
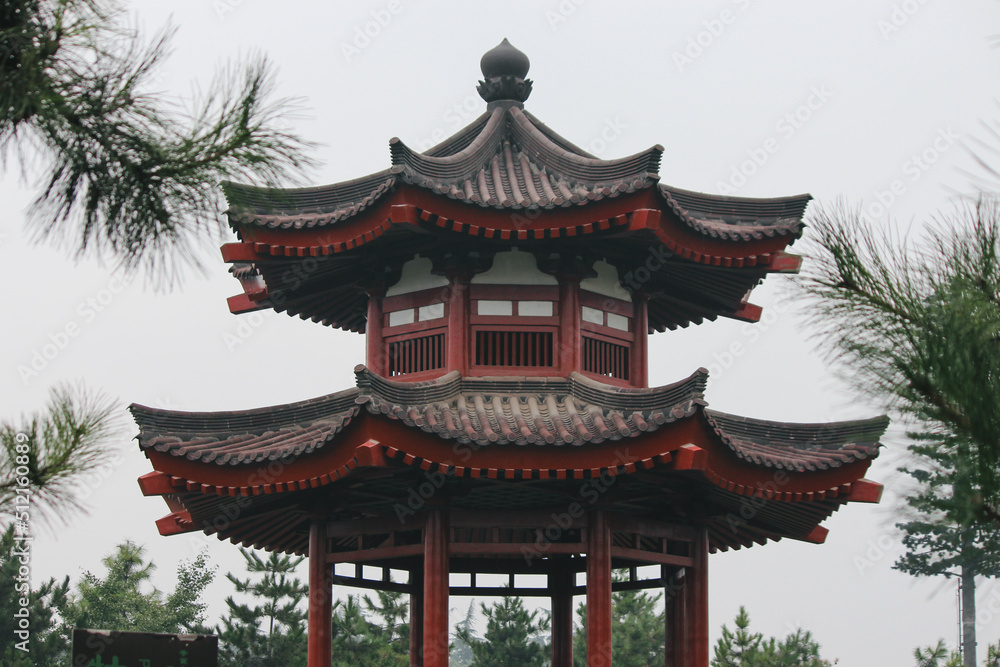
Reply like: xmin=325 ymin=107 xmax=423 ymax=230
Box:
xmin=477 ymin=38 xmax=533 ymax=105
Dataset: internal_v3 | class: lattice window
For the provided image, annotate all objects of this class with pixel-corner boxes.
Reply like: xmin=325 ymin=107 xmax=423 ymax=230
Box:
xmin=474 ymin=330 xmax=554 ymax=368
xmin=388 ymin=333 xmax=445 ymax=376
xmin=582 ymin=335 xmax=630 ymax=381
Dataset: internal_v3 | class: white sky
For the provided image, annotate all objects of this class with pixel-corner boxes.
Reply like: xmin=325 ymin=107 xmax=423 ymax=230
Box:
xmin=3 ymin=1 xmax=1000 ymax=664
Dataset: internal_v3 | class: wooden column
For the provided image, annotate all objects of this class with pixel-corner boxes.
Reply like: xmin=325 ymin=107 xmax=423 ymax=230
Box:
xmin=631 ymin=294 xmax=649 ymax=388
xmin=586 ymin=511 xmax=612 ymax=666
xmin=366 ymin=286 xmax=386 ymax=375
xmin=423 ymin=508 xmax=450 ymax=666
xmin=664 ymin=565 xmax=687 ymax=667
xmin=558 ymin=277 xmax=582 ymax=375
xmin=550 ymin=562 xmax=574 ymax=667
xmin=307 ymin=519 xmax=332 ymax=667
xmin=410 ymin=569 xmax=424 ymax=667
xmin=685 ymin=528 xmax=710 ymax=667
xmin=446 ymin=274 xmax=470 ymax=375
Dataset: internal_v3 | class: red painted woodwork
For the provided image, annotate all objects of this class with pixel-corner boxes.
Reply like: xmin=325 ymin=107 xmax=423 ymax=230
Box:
xmin=388 ymin=332 xmax=446 ymax=376
xmin=686 ymin=529 xmax=710 ymax=667
xmin=587 ymin=511 xmax=613 ymax=666
xmin=142 ymin=411 xmax=877 ymax=502
xmin=446 ymin=274 xmax=470 ymax=375
xmin=665 ymin=567 xmax=687 ymax=667
xmin=423 ymin=509 xmax=449 ymax=667
xmin=551 ymin=564 xmax=574 ymax=667
xmin=581 ymin=334 xmax=631 ymax=381
xmin=558 ymin=279 xmax=582 ymax=376
xmin=224 ymin=186 xmax=797 ymax=264
xmin=308 ymin=519 xmax=332 ymax=667
xmin=366 ymin=288 xmax=385 ymax=375
xmin=632 ymin=295 xmax=649 ymax=387
xmin=473 ymin=328 xmax=555 ymax=368
xmin=410 ymin=569 xmax=423 ymax=667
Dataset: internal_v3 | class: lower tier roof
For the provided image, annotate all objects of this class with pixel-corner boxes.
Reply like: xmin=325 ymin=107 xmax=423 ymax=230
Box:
xmin=131 ymin=367 xmax=887 ymax=555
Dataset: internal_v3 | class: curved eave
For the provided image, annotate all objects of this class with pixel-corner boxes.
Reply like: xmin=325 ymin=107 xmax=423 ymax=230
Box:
xmin=222 ymin=185 xmax=802 ymax=269
xmin=137 ymin=404 xmax=882 ymax=520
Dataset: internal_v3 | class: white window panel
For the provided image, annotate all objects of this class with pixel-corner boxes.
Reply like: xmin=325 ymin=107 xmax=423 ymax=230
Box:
xmin=582 ymin=306 xmax=604 ymax=325
xmin=418 ymin=303 xmax=445 ymax=321
xmin=518 ymin=301 xmax=553 ymax=317
xmin=478 ymin=300 xmax=513 ymax=316
xmin=606 ymin=313 xmax=630 ymax=331
xmin=388 ymin=309 xmax=415 ymax=327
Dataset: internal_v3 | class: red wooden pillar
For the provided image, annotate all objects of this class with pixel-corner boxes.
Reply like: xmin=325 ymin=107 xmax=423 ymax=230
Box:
xmin=410 ymin=569 xmax=424 ymax=667
xmin=586 ymin=511 xmax=612 ymax=666
xmin=685 ymin=528 xmax=710 ymax=667
xmin=423 ymin=508 xmax=450 ymax=666
xmin=366 ymin=286 xmax=386 ymax=375
xmin=446 ymin=274 xmax=470 ymax=375
xmin=558 ymin=277 xmax=582 ymax=375
xmin=307 ymin=518 xmax=332 ymax=667
xmin=550 ymin=562 xmax=574 ymax=667
xmin=631 ymin=294 xmax=649 ymax=388
xmin=664 ymin=565 xmax=687 ymax=667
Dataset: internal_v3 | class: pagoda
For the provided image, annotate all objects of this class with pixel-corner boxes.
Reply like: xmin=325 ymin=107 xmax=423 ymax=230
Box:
xmin=131 ymin=40 xmax=887 ymax=667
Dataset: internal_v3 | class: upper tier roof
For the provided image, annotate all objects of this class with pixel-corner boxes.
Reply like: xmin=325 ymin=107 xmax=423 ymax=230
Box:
xmin=222 ymin=104 xmax=808 ymax=240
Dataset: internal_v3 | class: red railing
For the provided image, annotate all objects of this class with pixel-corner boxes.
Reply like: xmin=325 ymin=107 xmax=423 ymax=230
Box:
xmin=388 ymin=332 xmax=446 ymax=376
xmin=474 ymin=329 xmax=554 ymax=368
xmin=582 ymin=335 xmax=630 ymax=381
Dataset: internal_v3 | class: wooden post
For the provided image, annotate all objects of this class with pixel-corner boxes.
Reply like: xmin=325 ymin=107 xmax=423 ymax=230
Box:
xmin=366 ymin=286 xmax=385 ymax=375
xmin=423 ymin=508 xmax=450 ymax=666
xmin=586 ymin=511 xmax=612 ymax=666
xmin=307 ymin=518 xmax=332 ymax=667
xmin=446 ymin=274 xmax=470 ymax=375
xmin=631 ymin=294 xmax=649 ymax=388
xmin=550 ymin=562 xmax=574 ymax=667
xmin=558 ymin=277 xmax=582 ymax=375
xmin=410 ymin=569 xmax=424 ymax=667
xmin=685 ymin=528 xmax=710 ymax=667
xmin=664 ymin=565 xmax=687 ymax=667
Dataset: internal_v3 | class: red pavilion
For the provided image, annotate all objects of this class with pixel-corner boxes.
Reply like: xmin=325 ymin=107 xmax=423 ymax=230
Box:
xmin=131 ymin=40 xmax=887 ymax=667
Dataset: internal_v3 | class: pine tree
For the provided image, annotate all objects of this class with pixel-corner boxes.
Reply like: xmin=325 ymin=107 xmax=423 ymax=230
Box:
xmin=712 ymin=607 xmax=763 ymax=667
xmin=217 ymin=547 xmax=307 ymax=667
xmin=572 ymin=572 xmax=665 ymax=666
xmin=711 ymin=607 xmax=832 ymax=667
xmin=456 ymin=596 xmax=548 ymax=667
xmin=1 ymin=0 xmax=314 ymax=280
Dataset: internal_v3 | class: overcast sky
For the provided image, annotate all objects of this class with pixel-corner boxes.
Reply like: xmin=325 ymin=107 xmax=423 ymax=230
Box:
xmin=3 ymin=1 xmax=1000 ymax=664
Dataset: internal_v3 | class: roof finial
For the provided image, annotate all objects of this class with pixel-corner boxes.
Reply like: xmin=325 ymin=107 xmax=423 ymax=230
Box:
xmin=477 ymin=38 xmax=532 ymax=105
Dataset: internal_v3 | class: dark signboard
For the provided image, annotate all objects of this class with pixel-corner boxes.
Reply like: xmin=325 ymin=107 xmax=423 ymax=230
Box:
xmin=71 ymin=629 xmax=218 ymax=667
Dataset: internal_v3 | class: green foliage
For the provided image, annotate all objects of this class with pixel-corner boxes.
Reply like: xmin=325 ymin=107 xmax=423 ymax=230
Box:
xmin=457 ymin=596 xmax=548 ymax=667
xmin=0 ymin=383 xmax=120 ymax=527
xmin=0 ymin=526 xmax=71 ymax=666
xmin=65 ymin=540 xmax=214 ymax=634
xmin=711 ymin=606 xmax=832 ymax=667
xmin=217 ymin=547 xmax=307 ymax=667
xmin=913 ymin=640 xmax=963 ymax=667
xmin=797 ymin=198 xmax=1000 ymax=519
xmin=329 ymin=591 xmax=408 ymax=666
xmin=573 ymin=582 xmax=665 ymax=667
xmin=1 ymin=0 xmax=315 ymax=280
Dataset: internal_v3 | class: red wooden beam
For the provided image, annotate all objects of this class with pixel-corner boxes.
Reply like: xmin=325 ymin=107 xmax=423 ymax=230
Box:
xmin=801 ymin=525 xmax=829 ymax=544
xmin=846 ymin=478 xmax=884 ymax=503
xmin=307 ymin=519 xmax=332 ymax=667
xmin=551 ymin=563 xmax=574 ymax=667
xmin=587 ymin=511 xmax=613 ymax=666
xmin=729 ymin=302 xmax=762 ymax=323
xmin=665 ymin=566 xmax=687 ymax=667
xmin=410 ymin=569 xmax=423 ymax=667
xmin=423 ymin=508 xmax=449 ymax=667
xmin=137 ymin=471 xmax=180 ymax=496
xmin=686 ymin=528 xmax=710 ymax=667
xmin=154 ymin=510 xmax=194 ymax=536
xmin=766 ymin=251 xmax=802 ymax=273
